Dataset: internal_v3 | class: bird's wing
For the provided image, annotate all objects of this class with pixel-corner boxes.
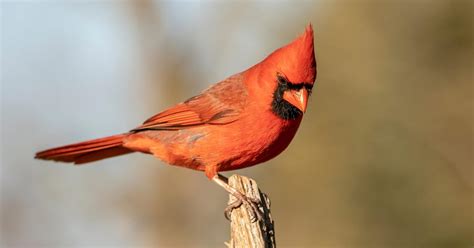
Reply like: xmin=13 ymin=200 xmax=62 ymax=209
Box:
xmin=131 ymin=74 xmax=248 ymax=132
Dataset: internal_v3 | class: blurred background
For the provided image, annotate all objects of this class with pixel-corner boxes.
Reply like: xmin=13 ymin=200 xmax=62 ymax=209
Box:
xmin=1 ymin=0 xmax=473 ymax=247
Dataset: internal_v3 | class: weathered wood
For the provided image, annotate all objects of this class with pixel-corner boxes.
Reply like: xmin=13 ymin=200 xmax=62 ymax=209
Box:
xmin=227 ymin=175 xmax=276 ymax=248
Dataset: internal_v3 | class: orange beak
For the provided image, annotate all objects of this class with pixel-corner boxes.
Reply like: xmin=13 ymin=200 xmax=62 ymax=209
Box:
xmin=283 ymin=88 xmax=309 ymax=113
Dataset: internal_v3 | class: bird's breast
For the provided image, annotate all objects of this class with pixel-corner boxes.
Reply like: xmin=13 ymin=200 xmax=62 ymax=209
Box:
xmin=208 ymin=109 xmax=303 ymax=171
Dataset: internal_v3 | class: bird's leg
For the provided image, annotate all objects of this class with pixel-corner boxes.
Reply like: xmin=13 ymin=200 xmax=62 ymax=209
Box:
xmin=212 ymin=173 xmax=263 ymax=222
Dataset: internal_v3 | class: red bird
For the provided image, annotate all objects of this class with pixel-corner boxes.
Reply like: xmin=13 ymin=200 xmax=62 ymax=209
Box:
xmin=36 ymin=24 xmax=317 ymax=218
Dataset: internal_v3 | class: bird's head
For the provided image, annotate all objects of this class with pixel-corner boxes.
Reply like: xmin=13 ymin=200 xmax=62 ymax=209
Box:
xmin=256 ymin=24 xmax=317 ymax=120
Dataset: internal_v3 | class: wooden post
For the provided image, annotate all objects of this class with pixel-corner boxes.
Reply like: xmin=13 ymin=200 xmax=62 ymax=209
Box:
xmin=226 ymin=175 xmax=276 ymax=248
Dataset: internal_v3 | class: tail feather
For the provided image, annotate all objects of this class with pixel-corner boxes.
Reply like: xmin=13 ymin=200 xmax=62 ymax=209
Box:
xmin=35 ymin=134 xmax=133 ymax=164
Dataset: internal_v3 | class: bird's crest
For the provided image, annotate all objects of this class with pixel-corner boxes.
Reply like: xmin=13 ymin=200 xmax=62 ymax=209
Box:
xmin=264 ymin=24 xmax=317 ymax=84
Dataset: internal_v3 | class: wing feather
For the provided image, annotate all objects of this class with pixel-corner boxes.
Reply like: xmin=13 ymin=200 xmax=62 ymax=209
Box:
xmin=131 ymin=74 xmax=247 ymax=132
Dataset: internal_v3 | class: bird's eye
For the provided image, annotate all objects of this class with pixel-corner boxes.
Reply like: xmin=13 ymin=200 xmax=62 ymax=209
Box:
xmin=277 ymin=75 xmax=288 ymax=86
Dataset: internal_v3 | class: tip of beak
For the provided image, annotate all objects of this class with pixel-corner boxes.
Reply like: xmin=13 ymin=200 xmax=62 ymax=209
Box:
xmin=296 ymin=88 xmax=309 ymax=113
xmin=301 ymin=105 xmax=307 ymax=113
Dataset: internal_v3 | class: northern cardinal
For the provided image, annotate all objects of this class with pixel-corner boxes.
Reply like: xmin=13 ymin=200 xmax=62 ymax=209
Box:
xmin=36 ymin=24 xmax=317 ymax=218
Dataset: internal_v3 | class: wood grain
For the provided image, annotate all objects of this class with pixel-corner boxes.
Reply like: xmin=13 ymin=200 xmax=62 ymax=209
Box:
xmin=227 ymin=175 xmax=276 ymax=248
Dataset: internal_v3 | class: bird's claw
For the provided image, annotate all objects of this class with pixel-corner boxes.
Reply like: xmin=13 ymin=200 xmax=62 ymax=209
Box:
xmin=224 ymin=194 xmax=263 ymax=222
xmin=224 ymin=199 xmax=242 ymax=220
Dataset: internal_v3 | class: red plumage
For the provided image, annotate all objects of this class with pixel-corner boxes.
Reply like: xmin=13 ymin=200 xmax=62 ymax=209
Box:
xmin=36 ymin=24 xmax=317 ymax=180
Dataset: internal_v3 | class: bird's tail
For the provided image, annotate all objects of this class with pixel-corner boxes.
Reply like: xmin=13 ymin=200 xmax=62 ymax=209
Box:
xmin=35 ymin=134 xmax=133 ymax=164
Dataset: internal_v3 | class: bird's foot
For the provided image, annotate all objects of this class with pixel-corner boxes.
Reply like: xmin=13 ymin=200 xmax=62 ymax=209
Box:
xmin=211 ymin=173 xmax=263 ymax=222
xmin=225 ymin=193 xmax=263 ymax=222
